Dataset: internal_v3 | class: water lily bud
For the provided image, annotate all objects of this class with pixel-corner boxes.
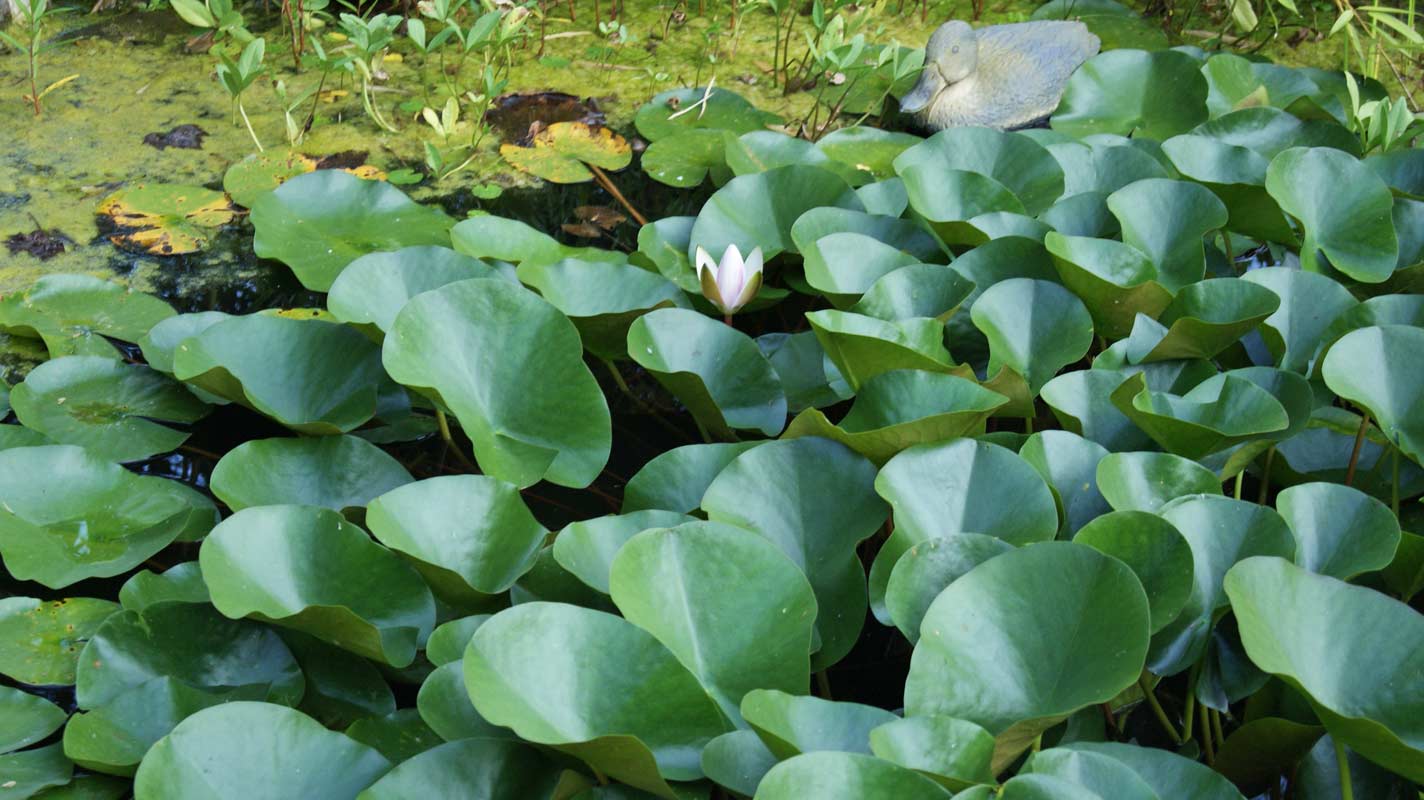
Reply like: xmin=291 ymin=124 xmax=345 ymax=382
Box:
xmin=695 ymin=244 xmax=764 ymax=316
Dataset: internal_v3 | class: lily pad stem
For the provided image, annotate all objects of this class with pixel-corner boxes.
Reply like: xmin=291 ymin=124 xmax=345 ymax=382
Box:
xmin=1344 ymin=411 xmax=1371 ymax=486
xmin=1234 ymin=470 xmax=1244 ymax=500
xmin=1182 ymin=660 xmax=1200 ymax=740
xmin=1209 ymin=707 xmax=1224 ymax=751
xmin=723 ymin=313 xmax=734 ymax=327
xmin=1199 ymin=702 xmax=1215 ymax=764
xmin=815 ymin=670 xmax=832 ymax=700
xmin=1258 ymin=446 xmax=1275 ymax=503
xmin=435 ymin=410 xmax=478 ymax=472
xmin=1392 ymin=442 xmax=1401 ymax=516
xmin=587 ymin=164 xmax=649 ymax=226
xmin=1137 ymin=673 xmax=1182 ymax=744
xmin=1335 ymin=738 xmax=1354 ymax=800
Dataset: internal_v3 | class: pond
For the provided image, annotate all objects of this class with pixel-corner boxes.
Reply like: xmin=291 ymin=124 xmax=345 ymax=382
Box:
xmin=1 ymin=0 xmax=1423 ymax=798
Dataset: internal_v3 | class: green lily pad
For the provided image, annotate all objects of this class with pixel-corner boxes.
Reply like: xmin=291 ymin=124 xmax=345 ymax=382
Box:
xmin=343 ymin=709 xmax=441 ymax=764
xmin=500 ymin=122 xmax=632 ymax=184
xmin=327 ymin=246 xmax=498 ymax=335
xmin=383 ymin=278 xmax=611 ymax=488
xmin=641 ymin=129 xmax=729 ymax=188
xmin=726 ymin=130 xmax=863 ymax=185
xmin=872 ymin=439 xmax=1058 ymax=621
xmin=518 ymin=258 xmax=688 ymax=359
xmin=0 ymin=597 xmax=119 ymax=685
xmin=211 ymin=435 xmax=413 ymax=513
xmin=1265 ymin=147 xmax=1398 ymax=283
xmin=0 ymin=687 xmax=67 ymax=755
xmin=251 ymin=171 xmax=455 ymax=291
xmin=740 ymin=689 xmax=897 ymax=758
xmin=1322 ymin=325 xmax=1424 ymax=465
xmin=884 ymin=534 xmax=1014 ymax=643
xmin=701 ymin=438 xmax=886 ymax=670
xmin=463 ymin=602 xmax=730 ymax=796
xmin=0 ymin=445 xmax=216 ymax=588
xmin=1096 ymin=451 xmax=1223 ymax=512
xmin=1160 ymin=134 xmax=1295 ymax=244
xmin=97 ymin=183 xmax=235 ymax=256
xmin=634 ymin=86 xmax=783 ymax=142
xmin=905 ymin=542 xmax=1150 ymax=739
xmin=1110 ymin=372 xmax=1289 ymax=459
xmin=133 ymin=702 xmax=392 ymax=799
xmin=0 ymin=744 xmax=73 ymax=799
xmin=117 ymin=562 xmax=209 ymax=611
xmin=173 ymin=313 xmax=386 ymax=435
xmin=1276 ymin=482 xmax=1401 ymax=581
xmin=1124 ymin=278 xmax=1280 ymax=362
xmin=783 ymin=370 xmax=1007 ymax=466
xmin=1225 ymin=557 xmax=1424 ymax=783
xmin=451 ymin=215 xmax=567 ymax=266
xmin=1021 ymin=747 xmax=1159 ymax=799
xmin=1049 ymin=742 xmax=1246 ymax=799
xmin=758 ymin=331 xmax=852 ymax=413
xmin=620 ymin=442 xmax=759 ymax=514
xmin=971 ymin=278 xmax=1095 ymax=402
xmin=1105 ymin=178 xmax=1227 ymax=290
xmin=365 ymin=475 xmax=547 ymax=604
xmin=806 ymin=310 xmax=959 ymax=392
xmin=628 ymin=308 xmax=786 ymax=438
xmin=417 ymin=662 xmax=507 ymax=743
xmin=610 ymin=522 xmax=817 ymax=725
xmin=689 ymin=164 xmax=863 ymax=262
xmin=0 ymin=274 xmax=175 ymax=358
xmin=552 ymin=510 xmax=697 ymax=594
xmin=701 ymin=730 xmax=778 ymax=798
xmin=851 ymin=265 xmax=975 ymax=323
xmin=800 ymin=233 xmax=922 ymax=303
xmin=869 ymin=715 xmax=996 ymax=792
xmin=10 ymin=356 xmax=208 ymax=463
xmin=1044 ymin=232 xmax=1171 ymax=340
xmin=1240 ymin=267 xmax=1358 ymax=374
xmin=1074 ymin=510 xmax=1194 ymax=634
xmin=790 ymin=207 xmax=942 ymax=264
xmin=816 ymin=127 xmax=922 ymax=182
xmin=1018 ymin=430 xmax=1111 ymax=537
xmin=754 ymin=751 xmax=951 ymax=799
xmin=896 ymin=165 xmax=1025 ymax=248
xmin=200 ymin=505 xmax=436 ymax=667
xmin=280 ymin=632 xmax=394 ymax=729
xmin=355 ymin=738 xmax=563 ymax=800
xmin=1053 ymin=49 xmax=1209 ymax=141
xmin=425 ymin=615 xmax=490 ymax=667
xmin=893 ymin=128 xmax=1065 ymax=216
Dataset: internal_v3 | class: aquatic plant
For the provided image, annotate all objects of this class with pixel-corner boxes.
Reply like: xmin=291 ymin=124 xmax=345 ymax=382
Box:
xmin=216 ymin=37 xmax=268 ymax=151
xmin=0 ymin=0 xmax=75 ymax=115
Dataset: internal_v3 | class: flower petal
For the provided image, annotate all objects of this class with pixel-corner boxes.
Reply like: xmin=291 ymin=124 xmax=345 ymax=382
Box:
xmin=716 ymin=246 xmax=746 ymax=305
xmin=694 ymin=246 xmax=716 ymax=279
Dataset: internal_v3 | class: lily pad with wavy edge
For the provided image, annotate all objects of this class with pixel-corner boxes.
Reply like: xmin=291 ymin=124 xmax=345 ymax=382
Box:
xmin=211 ymin=435 xmax=413 ymax=513
xmin=279 ymin=631 xmax=394 ymax=729
xmin=688 ymin=164 xmax=863 ymax=262
xmin=758 ymin=331 xmax=851 ymax=413
xmin=884 ymin=534 xmax=1014 ymax=643
xmin=851 ymin=265 xmax=975 ymax=323
xmin=1110 ymin=372 xmax=1289 ymax=459
xmin=0 ymin=596 xmax=119 ymax=685
xmin=755 ymin=751 xmax=951 ymax=800
xmin=200 ymin=505 xmax=436 ymax=667
xmin=783 ymin=370 xmax=1007 ymax=466
xmin=365 ymin=475 xmax=547 ymax=605
xmin=251 ymin=171 xmax=455 ymax=291
xmin=1106 ymin=178 xmax=1228 ymax=290
xmin=500 ymin=122 xmax=632 ymax=184
xmin=1122 ymin=278 xmax=1280 ymax=362
xmin=701 ymin=438 xmax=887 ymax=670
xmin=1241 ymin=267 xmax=1358 ymax=374
xmin=801 ymin=232 xmax=922 ymax=303
xmin=1225 ymin=557 xmax=1424 ymax=783
xmin=417 ymin=661 xmax=508 ymax=743
xmin=1053 ymin=49 xmax=1209 ymax=140
xmin=383 ymin=278 xmax=611 ymax=488
xmin=552 ymin=510 xmax=697 ymax=594
xmin=1044 ymin=232 xmax=1172 ymax=340
xmin=896 ymin=165 xmax=1026 ymax=248
xmin=893 ymin=127 xmax=1066 ymax=216
xmin=424 ymin=615 xmax=490 ymax=667
xmin=518 ymin=258 xmax=688 ymax=359
xmin=1019 ymin=430 xmax=1111 ymax=536
xmin=0 ymin=686 xmax=67 ymax=754
xmin=96 ymin=183 xmax=235 ymax=256
xmin=905 ymin=542 xmax=1150 ymax=739
xmin=871 ymin=439 xmax=1058 ymax=622
xmin=971 ymin=278 xmax=1095 ymax=401
xmin=327 ymin=246 xmax=498 ymax=335
xmin=355 ymin=738 xmax=564 ymax=800
xmin=1097 ymin=451 xmax=1223 ymax=512
xmin=173 ymin=313 xmax=386 ymax=435
xmin=10 ymin=356 xmax=208 ymax=463
xmin=117 ymin=562 xmax=209 ymax=612
xmin=740 ymin=689 xmax=897 ymax=759
xmin=789 ymin=207 xmax=943 ymax=264
xmin=0 ymin=274 xmax=175 ymax=358
xmin=806 ymin=310 xmax=961 ymax=392
xmin=342 ymin=709 xmax=441 ymax=764
xmin=869 ymin=715 xmax=996 ymax=792
xmin=620 ymin=442 xmax=759 ymax=514
xmin=725 ymin=130 xmax=865 ymax=186
xmin=628 ymin=308 xmax=786 ymax=438
xmin=1265 ymin=147 xmax=1398 ymax=283
xmin=1074 ymin=510 xmax=1194 ymax=634
xmin=133 ymin=702 xmax=392 ymax=800
xmin=1322 ymin=325 xmax=1424 ymax=465
xmin=0 ymin=445 xmax=216 ymax=588
xmin=1044 ymin=742 xmax=1246 ymax=799
xmin=1160 ymin=134 xmax=1295 ymax=243
xmin=1147 ymin=495 xmax=1295 ymax=676
xmin=463 ymin=602 xmax=730 ymax=797
xmin=1276 ymin=482 xmax=1401 ymax=580
xmin=1311 ymin=295 xmax=1424 ymax=373
xmin=1021 ymin=747 xmax=1160 ymax=799
xmin=610 ymin=522 xmax=817 ymax=725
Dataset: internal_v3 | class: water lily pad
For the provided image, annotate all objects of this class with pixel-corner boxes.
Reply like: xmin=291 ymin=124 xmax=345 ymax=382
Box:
xmin=905 ymin=542 xmax=1150 ymax=739
xmin=1111 ymin=372 xmax=1289 ymax=459
xmin=628 ymin=308 xmax=786 ymax=438
xmin=0 ymin=445 xmax=216 ymax=588
xmin=327 ymin=246 xmax=498 ymax=335
xmin=701 ymin=730 xmax=778 ymax=797
xmin=1241 ymin=267 xmax=1357 ymax=374
xmin=200 ymin=505 xmax=436 ymax=667
xmin=425 ymin=615 xmax=490 ymax=667
xmin=133 ymin=702 xmax=392 ymax=800
xmin=0 ymin=596 xmax=119 ymax=685
xmin=1122 ymin=278 xmax=1279 ymax=362
xmin=343 ymin=709 xmax=440 ymax=764
xmin=816 ymin=127 xmax=922 ymax=182
xmin=896 ymin=165 xmax=1025 ymax=248
xmin=1050 ymin=742 xmax=1245 ymax=799
xmin=806 ymin=311 xmax=959 ymax=391
xmin=884 ymin=534 xmax=1014 ymax=643
xmin=1276 ymin=482 xmax=1400 ymax=580
xmin=211 ymin=435 xmax=413 ymax=513
xmin=641 ymin=129 xmax=729 ymax=188
xmin=451 ymin=215 xmax=567 ymax=266
xmin=96 ymin=184 xmax=235 ymax=256
xmin=365 ymin=475 xmax=547 ymax=604
xmin=355 ymin=738 xmax=563 ymax=800
xmin=500 ymin=122 xmax=632 ymax=184
xmin=10 ymin=356 xmax=209 ymax=463
xmin=971 ymin=278 xmax=1095 ymax=402
xmin=610 ymin=522 xmax=817 ymax=724
xmin=1044 ymin=232 xmax=1171 ymax=339
xmin=251 ymin=171 xmax=455 ymax=291
xmin=552 ymin=510 xmax=696 ymax=594
xmin=1265 ymin=147 xmax=1398 ymax=283
xmin=281 ymin=632 xmax=394 ymax=729
xmin=852 ymin=265 xmax=975 ymax=322
xmin=755 ymin=751 xmax=951 ymax=799
xmin=1321 ymin=325 xmax=1424 ymax=465
xmin=1097 ymin=451 xmax=1222 ymax=512
xmin=463 ymin=602 xmax=730 ymax=796
xmin=0 ymin=743 xmax=73 ymax=798
xmin=1225 ymin=557 xmax=1424 ymax=783
xmin=1053 ymin=49 xmax=1209 ymax=141
xmin=701 ymin=438 xmax=886 ymax=670
xmin=383 ymin=278 xmax=611 ymax=488
xmin=0 ymin=687 xmax=67 ymax=754
xmin=689 ymin=164 xmax=863 ymax=262
xmin=893 ymin=128 xmax=1065 ymax=216
xmin=783 ymin=370 xmax=1007 ymax=466
xmin=869 ymin=715 xmax=996 ymax=791
xmin=118 ymin=562 xmax=209 ymax=611
xmin=1073 ymin=510 xmax=1193 ymax=634
xmin=518 ymin=258 xmax=687 ymax=359
xmin=726 ymin=130 xmax=863 ymax=185
xmin=634 ymin=86 xmax=783 ymax=142
xmin=620 ymin=442 xmax=759 ymax=514
xmin=417 ymin=662 xmax=506 ymax=743
xmin=223 ymin=149 xmax=385 ymax=208
xmin=0 ymin=274 xmax=175 ymax=358
xmin=1106 ymin=178 xmax=1227 ymax=290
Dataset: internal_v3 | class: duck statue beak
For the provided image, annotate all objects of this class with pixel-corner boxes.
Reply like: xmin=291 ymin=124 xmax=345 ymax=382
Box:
xmin=898 ymin=70 xmax=941 ymax=114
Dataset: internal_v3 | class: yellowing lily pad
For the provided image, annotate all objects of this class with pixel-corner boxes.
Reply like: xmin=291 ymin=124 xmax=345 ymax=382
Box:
xmin=223 ymin=150 xmax=389 ymax=208
xmin=500 ymin=122 xmax=632 ymax=184
xmin=97 ymin=184 xmax=236 ymax=256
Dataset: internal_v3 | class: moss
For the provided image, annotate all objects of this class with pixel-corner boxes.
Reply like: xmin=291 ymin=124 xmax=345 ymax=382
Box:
xmin=0 ymin=0 xmax=1395 ymax=307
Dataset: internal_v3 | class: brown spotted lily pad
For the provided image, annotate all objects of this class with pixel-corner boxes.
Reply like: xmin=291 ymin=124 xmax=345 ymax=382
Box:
xmin=500 ymin=121 xmax=632 ymax=184
xmin=97 ymin=184 xmax=236 ymax=256
xmin=222 ymin=150 xmax=387 ymax=208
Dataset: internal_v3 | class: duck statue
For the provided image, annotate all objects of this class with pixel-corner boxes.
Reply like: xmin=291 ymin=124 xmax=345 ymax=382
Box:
xmin=900 ymin=20 xmax=1101 ymax=131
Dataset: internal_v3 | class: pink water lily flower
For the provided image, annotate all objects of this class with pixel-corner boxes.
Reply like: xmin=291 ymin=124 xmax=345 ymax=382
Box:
xmin=695 ymin=244 xmax=764 ymax=317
